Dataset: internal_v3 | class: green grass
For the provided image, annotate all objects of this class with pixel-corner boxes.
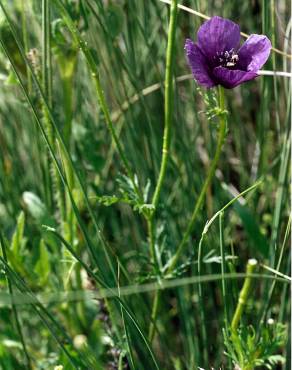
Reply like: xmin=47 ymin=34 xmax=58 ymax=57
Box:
xmin=0 ymin=0 xmax=290 ymax=369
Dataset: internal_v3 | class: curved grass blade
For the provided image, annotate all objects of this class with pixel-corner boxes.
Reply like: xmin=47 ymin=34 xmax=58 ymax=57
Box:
xmin=0 ymin=231 xmax=32 ymax=369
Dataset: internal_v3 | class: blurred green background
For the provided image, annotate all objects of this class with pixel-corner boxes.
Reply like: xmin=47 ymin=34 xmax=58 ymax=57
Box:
xmin=0 ymin=0 xmax=290 ymax=369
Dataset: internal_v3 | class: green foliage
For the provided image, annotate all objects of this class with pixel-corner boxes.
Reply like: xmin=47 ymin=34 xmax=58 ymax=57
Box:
xmin=34 ymin=239 xmax=51 ymax=286
xmin=95 ymin=174 xmax=154 ymax=219
xmin=224 ymin=322 xmax=287 ymax=370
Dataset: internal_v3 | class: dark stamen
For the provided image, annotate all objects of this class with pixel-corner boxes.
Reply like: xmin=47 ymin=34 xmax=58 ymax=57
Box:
xmin=214 ymin=48 xmax=239 ymax=68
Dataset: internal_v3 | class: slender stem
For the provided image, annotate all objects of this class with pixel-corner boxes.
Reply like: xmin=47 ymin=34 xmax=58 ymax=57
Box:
xmin=42 ymin=0 xmax=52 ymax=105
xmin=219 ymin=211 xmax=228 ymax=330
xmin=42 ymin=0 xmax=66 ymax=222
xmin=231 ymin=259 xmax=258 ymax=331
xmin=270 ymin=0 xmax=280 ymax=134
xmin=151 ymin=0 xmax=178 ymax=211
xmin=167 ymin=86 xmax=227 ymax=273
xmin=147 ymin=0 xmax=178 ymax=341
xmin=41 ymin=0 xmax=53 ymax=199
xmin=21 ymin=0 xmax=31 ymax=93
xmin=91 ymin=72 xmax=142 ymax=200
xmin=42 ymin=0 xmax=49 ymax=97
xmin=149 ymin=0 xmax=178 ymax=258
xmin=147 ymin=218 xmax=156 ymax=265
xmin=148 ymin=289 xmax=161 ymax=342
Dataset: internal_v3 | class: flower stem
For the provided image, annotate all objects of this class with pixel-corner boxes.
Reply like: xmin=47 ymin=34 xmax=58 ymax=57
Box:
xmin=231 ymin=259 xmax=258 ymax=331
xmin=148 ymin=0 xmax=178 ymax=259
xmin=167 ymin=85 xmax=227 ymax=273
xmin=148 ymin=289 xmax=161 ymax=342
xmin=151 ymin=0 xmax=178 ymax=211
xmin=147 ymin=0 xmax=178 ymax=341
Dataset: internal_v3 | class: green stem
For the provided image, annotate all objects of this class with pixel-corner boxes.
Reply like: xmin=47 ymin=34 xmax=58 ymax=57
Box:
xmin=148 ymin=289 xmax=161 ymax=342
xmin=41 ymin=0 xmax=66 ymax=223
xmin=61 ymin=72 xmax=76 ymax=245
xmin=219 ymin=211 xmax=228 ymax=330
xmin=167 ymin=86 xmax=227 ymax=273
xmin=21 ymin=0 xmax=31 ymax=93
xmin=42 ymin=0 xmax=49 ymax=98
xmin=147 ymin=0 xmax=178 ymax=341
xmin=231 ymin=259 xmax=258 ymax=331
xmin=151 ymin=0 xmax=178 ymax=211
xmin=91 ymin=71 xmax=139 ymax=193
xmin=147 ymin=218 xmax=156 ymax=266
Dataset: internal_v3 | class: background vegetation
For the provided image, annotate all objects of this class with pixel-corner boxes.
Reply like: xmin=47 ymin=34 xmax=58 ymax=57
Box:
xmin=0 ymin=0 xmax=290 ymax=369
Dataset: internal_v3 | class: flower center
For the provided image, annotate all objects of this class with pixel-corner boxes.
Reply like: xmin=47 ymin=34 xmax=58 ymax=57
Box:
xmin=214 ymin=48 xmax=239 ymax=68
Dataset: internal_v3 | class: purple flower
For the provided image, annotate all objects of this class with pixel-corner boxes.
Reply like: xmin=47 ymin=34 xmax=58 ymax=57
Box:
xmin=185 ymin=16 xmax=271 ymax=89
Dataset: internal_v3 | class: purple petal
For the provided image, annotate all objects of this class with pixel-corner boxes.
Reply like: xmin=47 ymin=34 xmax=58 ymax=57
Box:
xmin=238 ymin=34 xmax=271 ymax=72
xmin=238 ymin=35 xmax=272 ymax=72
xmin=185 ymin=39 xmax=216 ymax=88
xmin=213 ymin=66 xmax=258 ymax=88
xmin=197 ymin=16 xmax=240 ymax=61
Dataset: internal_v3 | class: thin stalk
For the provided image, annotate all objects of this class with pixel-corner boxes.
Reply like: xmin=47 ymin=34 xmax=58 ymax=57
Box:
xmin=270 ymin=0 xmax=280 ymax=134
xmin=148 ymin=287 xmax=161 ymax=342
xmin=270 ymin=131 xmax=290 ymax=262
xmin=167 ymin=85 xmax=227 ymax=273
xmin=21 ymin=0 xmax=31 ymax=93
xmin=42 ymin=0 xmax=65 ymax=218
xmin=231 ymin=259 xmax=258 ymax=331
xmin=219 ymin=211 xmax=228 ymax=330
xmin=42 ymin=0 xmax=49 ymax=98
xmin=118 ymin=264 xmax=135 ymax=370
xmin=38 ymin=0 xmax=52 ymax=209
xmin=0 ymin=232 xmax=32 ymax=369
xmin=148 ymin=0 xmax=178 ymax=341
xmin=151 ymin=0 xmax=178 ymax=210
xmin=60 ymin=67 xmax=76 ymax=245
xmin=259 ymin=216 xmax=291 ymax=324
xmin=147 ymin=218 xmax=157 ymax=267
